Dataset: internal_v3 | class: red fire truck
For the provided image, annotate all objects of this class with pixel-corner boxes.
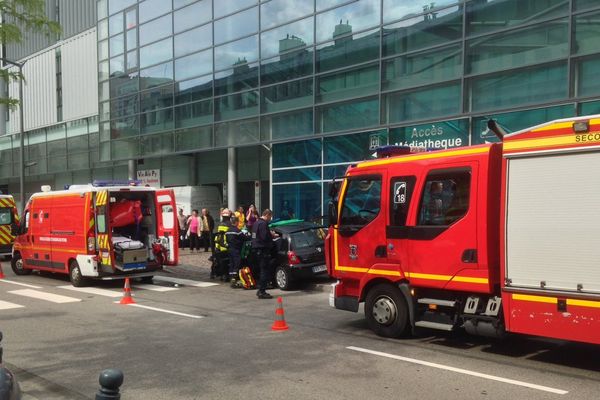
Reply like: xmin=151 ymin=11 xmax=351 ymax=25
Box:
xmin=326 ymin=115 xmax=600 ymax=345
xmin=11 ymin=181 xmax=178 ymax=286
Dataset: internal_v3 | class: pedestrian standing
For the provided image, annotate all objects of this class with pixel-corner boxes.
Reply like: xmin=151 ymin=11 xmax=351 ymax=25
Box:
xmin=235 ymin=206 xmax=245 ymax=230
xmin=177 ymin=208 xmax=187 ymax=248
xmin=251 ymin=209 xmax=278 ymax=299
xmin=186 ymin=209 xmax=203 ymax=252
xmin=246 ymin=204 xmax=258 ymax=230
xmin=200 ymin=208 xmax=215 ymax=252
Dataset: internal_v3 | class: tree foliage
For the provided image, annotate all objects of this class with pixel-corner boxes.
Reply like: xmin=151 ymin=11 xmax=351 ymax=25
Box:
xmin=0 ymin=0 xmax=61 ymax=106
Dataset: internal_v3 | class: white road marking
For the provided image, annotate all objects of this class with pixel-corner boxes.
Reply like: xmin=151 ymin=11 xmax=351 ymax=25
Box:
xmin=347 ymin=346 xmax=568 ymax=395
xmin=0 ymin=279 xmax=42 ymax=289
xmin=153 ymin=276 xmax=219 ymax=287
xmin=114 ymin=301 xmax=203 ymax=319
xmin=9 ymin=289 xmax=82 ymax=304
xmin=58 ymin=285 xmax=122 ymax=298
xmin=134 ymin=284 xmax=178 ymax=292
xmin=0 ymin=300 xmax=24 ymax=310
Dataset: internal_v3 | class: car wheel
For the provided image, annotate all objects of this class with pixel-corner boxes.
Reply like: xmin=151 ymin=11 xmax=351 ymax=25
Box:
xmin=365 ymin=283 xmax=409 ymax=338
xmin=275 ymin=266 xmax=293 ymax=291
xmin=10 ymin=253 xmax=31 ymax=275
xmin=69 ymin=260 xmax=87 ymax=287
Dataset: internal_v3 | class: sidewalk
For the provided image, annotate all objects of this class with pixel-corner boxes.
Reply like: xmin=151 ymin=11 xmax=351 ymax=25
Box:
xmin=157 ymin=248 xmax=214 ymax=281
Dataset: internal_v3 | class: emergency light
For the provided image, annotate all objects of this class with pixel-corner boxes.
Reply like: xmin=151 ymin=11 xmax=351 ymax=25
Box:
xmin=375 ymin=145 xmax=428 ymax=158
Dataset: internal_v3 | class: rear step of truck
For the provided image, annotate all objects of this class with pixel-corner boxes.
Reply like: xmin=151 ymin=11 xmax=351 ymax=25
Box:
xmin=414 ymin=297 xmax=459 ymax=332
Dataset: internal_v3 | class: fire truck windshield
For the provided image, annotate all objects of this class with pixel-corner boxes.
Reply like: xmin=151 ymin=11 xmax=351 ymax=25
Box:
xmin=340 ymin=176 xmax=381 ymax=228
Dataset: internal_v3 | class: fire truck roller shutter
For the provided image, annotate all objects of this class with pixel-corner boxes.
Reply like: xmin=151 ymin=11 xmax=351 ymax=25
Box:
xmin=506 ymin=151 xmax=600 ymax=293
xmin=76 ymin=254 xmax=99 ymax=277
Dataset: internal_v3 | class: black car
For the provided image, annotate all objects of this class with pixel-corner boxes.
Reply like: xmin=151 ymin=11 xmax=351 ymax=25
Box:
xmin=269 ymin=220 xmax=328 ymax=290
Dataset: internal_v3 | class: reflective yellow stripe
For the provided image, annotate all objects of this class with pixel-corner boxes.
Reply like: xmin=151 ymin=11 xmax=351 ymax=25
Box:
xmin=504 ymin=134 xmax=590 ymax=151
xmin=566 ymin=299 xmax=600 ymax=309
xmin=531 ymin=121 xmax=574 ymax=132
xmin=357 ymin=147 xmax=490 ymax=169
xmin=367 ymin=269 xmax=401 ymax=277
xmin=512 ymin=294 xmax=557 ymax=304
xmin=335 ymin=266 xmax=368 ymax=273
xmin=333 ymin=267 xmax=488 ymax=283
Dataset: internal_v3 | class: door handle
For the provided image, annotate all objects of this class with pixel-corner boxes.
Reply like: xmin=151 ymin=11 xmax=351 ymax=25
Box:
xmin=461 ymin=249 xmax=477 ymax=263
xmin=375 ymin=245 xmax=387 ymax=258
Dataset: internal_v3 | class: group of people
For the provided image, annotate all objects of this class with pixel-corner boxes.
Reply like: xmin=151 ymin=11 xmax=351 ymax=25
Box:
xmin=177 ymin=204 xmax=277 ymax=299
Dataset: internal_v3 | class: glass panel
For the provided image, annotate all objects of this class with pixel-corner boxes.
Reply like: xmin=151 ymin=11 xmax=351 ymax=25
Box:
xmin=383 ymin=44 xmax=461 ymax=91
xmin=110 ymin=73 xmax=139 ymax=97
xmin=261 ymin=17 xmax=314 ymax=59
xmin=389 ymin=176 xmax=416 ymax=227
xmin=110 ymin=33 xmax=124 ymax=57
xmin=139 ymin=14 xmax=172 ymax=46
xmin=214 ymin=7 xmax=258 ymax=45
xmin=47 ymin=139 xmax=67 ymax=157
xmin=575 ymin=0 xmax=600 ymax=10
xmin=261 ymin=0 xmax=314 ymax=30
xmin=99 ymin=39 xmax=109 ymax=61
xmin=384 ymin=82 xmax=460 ymax=123
xmin=174 ymin=23 xmax=212 ymax=57
xmin=323 ymin=164 xmax=350 ymax=179
xmin=340 ymin=176 xmax=381 ymax=227
xmin=317 ymin=97 xmax=379 ymax=133
xmin=573 ymin=10 xmax=600 ymax=56
xmin=324 ymin=129 xmax=387 ymax=163
xmin=46 ymin=156 xmax=66 ymax=173
xmin=111 ymin=137 xmax=140 ymax=159
xmin=111 ymin=116 xmax=139 ymax=138
xmin=175 ymin=100 xmax=213 ymax=128
xmin=470 ymin=63 xmax=568 ymax=112
xmin=66 ymin=119 xmax=89 ymax=137
xmin=272 ymin=182 xmax=322 ymax=222
xmin=260 ymin=48 xmax=314 ymax=85
xmin=68 ymin=152 xmax=89 ymax=170
xmin=140 ymin=38 xmax=173 ymax=68
xmin=110 ymin=94 xmax=138 ymax=118
xmin=110 ymin=55 xmax=125 ymax=75
xmin=126 ymin=50 xmax=138 ymax=70
xmin=215 ymin=90 xmax=259 ymax=121
xmin=316 ymin=29 xmax=379 ymax=73
xmin=579 ymin=56 xmax=600 ymax=97
xmin=214 ymin=0 xmax=256 ymax=18
xmin=214 ymin=65 xmax=258 ymax=96
xmin=273 ymin=167 xmax=321 ymax=182
xmin=214 ymin=35 xmax=258 ymax=71
xmin=472 ymin=105 xmax=574 ymax=145
xmin=140 ymin=84 xmax=173 ymax=113
xmin=139 ymin=62 xmax=174 ymax=89
xmin=261 ymin=109 xmax=314 ymax=141
xmin=467 ymin=0 xmax=569 ymax=36
xmin=174 ymin=125 xmax=213 ymax=151
xmin=175 ymin=75 xmax=213 ymax=104
xmin=174 ymin=49 xmax=212 ymax=80
xmin=261 ymin=78 xmax=313 ymax=113
xmin=98 ymin=0 xmax=108 ymax=20
xmin=125 ymin=8 xmax=137 ymax=29
xmin=417 ymin=169 xmax=471 ymax=226
xmin=109 ymin=12 xmax=123 ymax=36
xmin=215 ymin=118 xmax=259 ymax=147
xmin=580 ymin=101 xmax=600 ymax=115
xmin=389 ymin=119 xmax=469 ymax=150
xmin=99 ymin=60 xmax=110 ymax=81
xmin=317 ymin=63 xmax=379 ymax=104
xmin=109 ymin=0 xmax=136 ymax=15
xmin=467 ymin=19 xmax=569 ymax=75
xmin=140 ymin=132 xmax=174 ymax=155
xmin=139 ymin=0 xmax=171 ymax=24
xmin=140 ymin=107 xmax=174 ymax=134
xmin=98 ymin=19 xmax=109 ymax=39
xmin=174 ymin=0 xmax=212 ymax=33
xmin=126 ymin=29 xmax=137 ymax=50
xmin=382 ymin=7 xmax=462 ymax=57
xmin=315 ymin=0 xmax=380 ymax=43
xmin=384 ymin=0 xmax=459 ymax=24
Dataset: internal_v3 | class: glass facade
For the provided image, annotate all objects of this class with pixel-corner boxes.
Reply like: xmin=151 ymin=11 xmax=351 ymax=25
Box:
xmin=89 ymin=0 xmax=600 ymax=221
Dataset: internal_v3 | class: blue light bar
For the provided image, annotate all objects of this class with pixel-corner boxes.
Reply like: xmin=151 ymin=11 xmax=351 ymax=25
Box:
xmin=375 ymin=145 xmax=413 ymax=158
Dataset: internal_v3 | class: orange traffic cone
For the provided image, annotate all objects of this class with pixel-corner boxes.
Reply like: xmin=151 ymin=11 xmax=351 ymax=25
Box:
xmin=271 ymin=296 xmax=289 ymax=331
xmin=119 ymin=278 xmax=136 ymax=305
xmin=0 ymin=262 xmax=4 ymax=279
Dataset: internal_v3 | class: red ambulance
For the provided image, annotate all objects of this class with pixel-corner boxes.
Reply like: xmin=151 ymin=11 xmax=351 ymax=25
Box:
xmin=11 ymin=181 xmax=178 ymax=286
xmin=327 ymin=115 xmax=600 ymax=345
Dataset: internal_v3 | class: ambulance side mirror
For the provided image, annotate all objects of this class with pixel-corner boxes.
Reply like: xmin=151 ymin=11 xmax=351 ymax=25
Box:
xmin=327 ymin=201 xmax=338 ymax=226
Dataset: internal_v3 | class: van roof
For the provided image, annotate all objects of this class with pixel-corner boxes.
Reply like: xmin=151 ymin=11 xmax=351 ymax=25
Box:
xmin=30 ymin=185 xmax=159 ymax=198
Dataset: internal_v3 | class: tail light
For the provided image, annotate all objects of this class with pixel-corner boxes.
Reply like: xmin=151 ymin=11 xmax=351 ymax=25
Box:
xmin=287 ymin=251 xmax=300 ymax=265
xmin=88 ymin=237 xmax=95 ymax=251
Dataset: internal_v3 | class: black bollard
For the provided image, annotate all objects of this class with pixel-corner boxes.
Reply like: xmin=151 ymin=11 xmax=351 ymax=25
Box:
xmin=0 ymin=330 xmax=3 ymax=363
xmin=95 ymin=369 xmax=124 ymax=400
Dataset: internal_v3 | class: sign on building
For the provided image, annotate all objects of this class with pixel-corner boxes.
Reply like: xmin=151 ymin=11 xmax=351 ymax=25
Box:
xmin=136 ymin=169 xmax=161 ymax=187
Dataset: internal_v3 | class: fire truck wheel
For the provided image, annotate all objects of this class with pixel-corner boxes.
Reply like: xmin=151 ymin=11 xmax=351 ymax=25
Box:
xmin=275 ymin=266 xmax=293 ymax=291
xmin=365 ymin=284 xmax=408 ymax=338
xmin=11 ymin=253 xmax=31 ymax=276
xmin=69 ymin=261 xmax=88 ymax=287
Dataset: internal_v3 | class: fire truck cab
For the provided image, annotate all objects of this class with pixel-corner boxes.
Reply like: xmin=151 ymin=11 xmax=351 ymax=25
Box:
xmin=0 ymin=194 xmax=19 ymax=257
xmin=327 ymin=115 xmax=600 ymax=345
xmin=11 ymin=181 xmax=178 ymax=286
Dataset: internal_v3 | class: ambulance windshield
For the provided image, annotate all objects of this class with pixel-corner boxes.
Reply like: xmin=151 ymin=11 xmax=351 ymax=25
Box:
xmin=0 ymin=207 xmax=12 ymax=225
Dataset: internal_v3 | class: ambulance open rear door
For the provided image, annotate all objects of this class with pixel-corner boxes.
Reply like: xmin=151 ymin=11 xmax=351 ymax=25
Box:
xmin=156 ymin=189 xmax=178 ymax=265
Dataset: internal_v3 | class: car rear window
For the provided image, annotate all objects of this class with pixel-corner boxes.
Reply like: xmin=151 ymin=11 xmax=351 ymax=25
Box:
xmin=290 ymin=228 xmax=325 ymax=250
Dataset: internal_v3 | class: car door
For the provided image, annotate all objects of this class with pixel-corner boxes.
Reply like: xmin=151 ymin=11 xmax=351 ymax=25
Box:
xmin=156 ymin=189 xmax=179 ymax=265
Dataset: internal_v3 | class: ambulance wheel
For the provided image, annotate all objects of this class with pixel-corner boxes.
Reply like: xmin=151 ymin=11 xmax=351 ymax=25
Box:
xmin=69 ymin=261 xmax=87 ymax=287
xmin=275 ymin=266 xmax=293 ymax=291
xmin=365 ymin=284 xmax=408 ymax=338
xmin=11 ymin=253 xmax=31 ymax=275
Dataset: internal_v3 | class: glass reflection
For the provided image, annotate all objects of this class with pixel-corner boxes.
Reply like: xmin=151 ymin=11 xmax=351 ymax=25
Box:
xmin=214 ymin=35 xmax=258 ymax=71
xmin=260 ymin=48 xmax=314 ymax=85
xmin=174 ymin=49 xmax=212 ymax=81
xmin=315 ymin=0 xmax=380 ymax=43
xmin=174 ymin=0 xmax=212 ymax=33
xmin=260 ymin=0 xmax=313 ymax=30
xmin=140 ymin=62 xmax=173 ymax=89
xmin=215 ymin=90 xmax=259 ymax=121
xmin=261 ymin=17 xmax=314 ymax=60
xmin=316 ymin=29 xmax=379 ymax=73
xmin=139 ymin=14 xmax=172 ymax=46
xmin=109 ymin=12 xmax=123 ymax=36
xmin=317 ymin=64 xmax=379 ymax=104
xmin=109 ymin=33 xmax=124 ymax=57
xmin=383 ymin=0 xmax=459 ymax=24
xmin=384 ymin=82 xmax=460 ymax=123
xmin=174 ymin=23 xmax=212 ymax=57
xmin=214 ymin=64 xmax=258 ymax=96
xmin=261 ymin=109 xmax=314 ymax=141
xmin=175 ymin=100 xmax=213 ymax=128
xmin=214 ymin=7 xmax=258 ymax=45
xmin=214 ymin=0 xmax=256 ymax=18
xmin=140 ymin=85 xmax=173 ymax=113
xmin=215 ymin=118 xmax=259 ymax=147
xmin=140 ymin=38 xmax=173 ymax=68
xmin=175 ymin=75 xmax=213 ymax=104
xmin=317 ymin=97 xmax=379 ymax=133
xmin=261 ymin=78 xmax=313 ymax=113
xmin=139 ymin=0 xmax=171 ymax=24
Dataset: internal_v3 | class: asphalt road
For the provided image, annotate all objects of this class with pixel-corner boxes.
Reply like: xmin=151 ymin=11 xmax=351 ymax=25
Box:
xmin=1 ymin=266 xmax=600 ymax=400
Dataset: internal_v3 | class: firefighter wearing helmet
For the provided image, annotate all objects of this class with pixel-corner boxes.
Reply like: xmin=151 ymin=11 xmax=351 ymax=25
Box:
xmin=211 ymin=208 xmax=232 ymax=280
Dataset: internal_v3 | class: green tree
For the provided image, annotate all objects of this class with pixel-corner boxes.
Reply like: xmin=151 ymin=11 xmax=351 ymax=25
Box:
xmin=0 ymin=0 xmax=61 ymax=106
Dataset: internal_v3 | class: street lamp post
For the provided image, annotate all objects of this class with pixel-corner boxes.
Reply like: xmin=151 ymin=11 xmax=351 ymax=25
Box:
xmin=1 ymin=58 xmax=26 ymax=212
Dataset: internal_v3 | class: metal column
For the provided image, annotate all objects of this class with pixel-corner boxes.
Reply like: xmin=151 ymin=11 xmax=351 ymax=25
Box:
xmin=227 ymin=147 xmax=237 ymax=210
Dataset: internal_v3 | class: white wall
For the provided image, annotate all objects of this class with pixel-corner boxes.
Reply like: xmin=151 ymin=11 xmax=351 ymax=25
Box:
xmin=62 ymin=29 xmax=98 ymax=121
